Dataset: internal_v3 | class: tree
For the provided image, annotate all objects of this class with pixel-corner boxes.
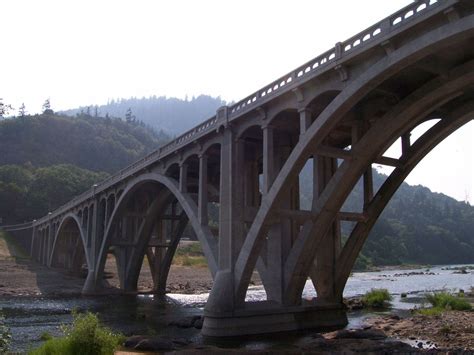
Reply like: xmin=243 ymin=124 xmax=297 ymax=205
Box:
xmin=18 ymin=103 xmax=26 ymax=117
xmin=0 ymin=99 xmax=13 ymax=119
xmin=125 ymin=107 xmax=135 ymax=123
xmin=42 ymin=98 xmax=53 ymax=114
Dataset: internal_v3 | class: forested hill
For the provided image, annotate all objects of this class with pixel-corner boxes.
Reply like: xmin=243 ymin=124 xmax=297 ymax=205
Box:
xmin=0 ymin=108 xmax=473 ymax=268
xmin=61 ymin=95 xmax=227 ymax=135
xmin=0 ymin=112 xmax=169 ymax=224
xmin=343 ymin=171 xmax=474 ymax=267
xmin=0 ymin=112 xmax=169 ymax=173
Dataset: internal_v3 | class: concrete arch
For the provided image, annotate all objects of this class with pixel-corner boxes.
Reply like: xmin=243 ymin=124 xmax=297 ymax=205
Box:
xmin=304 ymin=90 xmax=342 ymax=121
xmin=165 ymin=162 xmax=180 ymax=179
xmin=235 ymin=124 xmax=264 ymax=141
xmin=266 ymin=108 xmax=299 ymax=127
xmin=48 ymin=213 xmax=91 ymax=271
xmin=207 ymin=15 xmax=474 ymax=310
xmin=201 ymin=140 xmax=222 ymax=156
xmin=93 ymin=172 xmax=218 ymax=292
xmin=285 ymin=62 xmax=474 ymax=302
xmin=281 ymin=62 xmax=474 ymax=304
xmin=334 ymin=102 xmax=474 ymax=295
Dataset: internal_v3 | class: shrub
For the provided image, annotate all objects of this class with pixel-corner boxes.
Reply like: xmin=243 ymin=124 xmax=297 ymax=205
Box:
xmin=362 ymin=288 xmax=392 ymax=308
xmin=29 ymin=311 xmax=124 ymax=355
xmin=425 ymin=292 xmax=472 ymax=311
xmin=39 ymin=332 xmax=52 ymax=341
xmin=0 ymin=310 xmax=11 ymax=354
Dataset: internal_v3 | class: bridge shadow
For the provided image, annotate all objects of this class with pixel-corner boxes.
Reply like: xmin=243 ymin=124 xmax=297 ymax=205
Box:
xmin=0 ymin=231 xmax=87 ymax=296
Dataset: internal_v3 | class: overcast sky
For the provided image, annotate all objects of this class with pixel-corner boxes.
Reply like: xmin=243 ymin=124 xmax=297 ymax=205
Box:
xmin=1 ymin=0 xmax=472 ymax=204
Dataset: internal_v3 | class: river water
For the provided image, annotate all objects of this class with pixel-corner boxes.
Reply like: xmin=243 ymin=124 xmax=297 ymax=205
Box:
xmin=2 ymin=264 xmax=472 ymax=352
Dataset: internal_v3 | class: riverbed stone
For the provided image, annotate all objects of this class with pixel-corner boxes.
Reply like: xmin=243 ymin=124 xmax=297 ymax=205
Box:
xmin=333 ymin=329 xmax=387 ymax=340
xmin=169 ymin=315 xmax=202 ymax=328
xmin=123 ymin=335 xmax=147 ymax=348
xmin=134 ymin=337 xmax=175 ymax=351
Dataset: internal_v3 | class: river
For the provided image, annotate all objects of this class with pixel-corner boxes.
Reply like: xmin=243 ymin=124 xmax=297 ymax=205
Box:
xmin=2 ymin=264 xmax=472 ymax=352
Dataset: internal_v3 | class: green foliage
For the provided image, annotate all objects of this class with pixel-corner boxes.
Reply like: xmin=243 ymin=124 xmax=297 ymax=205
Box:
xmin=0 ymin=112 xmax=169 ymax=173
xmin=62 ymin=95 xmax=226 ymax=135
xmin=0 ymin=164 xmax=107 ymax=224
xmin=39 ymin=332 xmax=52 ymax=341
xmin=362 ymin=288 xmax=392 ymax=308
xmin=0 ymin=310 xmax=11 ymax=354
xmin=175 ymin=242 xmax=204 ymax=257
xmin=417 ymin=307 xmax=443 ymax=316
xmin=29 ymin=311 xmax=124 ymax=355
xmin=425 ymin=292 xmax=472 ymax=311
xmin=173 ymin=242 xmax=208 ymax=267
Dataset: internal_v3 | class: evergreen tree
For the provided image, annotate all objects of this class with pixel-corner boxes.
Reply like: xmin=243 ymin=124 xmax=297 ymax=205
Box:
xmin=18 ymin=103 xmax=26 ymax=117
xmin=125 ymin=107 xmax=135 ymax=123
xmin=42 ymin=98 xmax=53 ymax=114
xmin=0 ymin=99 xmax=12 ymax=118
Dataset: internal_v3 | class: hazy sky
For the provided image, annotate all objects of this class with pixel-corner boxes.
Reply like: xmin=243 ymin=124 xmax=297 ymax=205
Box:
xmin=1 ymin=0 xmax=473 ymax=204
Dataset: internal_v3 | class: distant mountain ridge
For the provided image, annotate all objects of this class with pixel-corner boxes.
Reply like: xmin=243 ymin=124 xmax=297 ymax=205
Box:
xmin=61 ymin=95 xmax=227 ymax=135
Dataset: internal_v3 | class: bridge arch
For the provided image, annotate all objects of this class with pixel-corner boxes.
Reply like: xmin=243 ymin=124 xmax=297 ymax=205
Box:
xmin=335 ymin=103 xmax=474 ymax=296
xmin=49 ymin=213 xmax=91 ymax=274
xmin=281 ymin=62 xmax=474 ymax=304
xmin=93 ymin=172 xmax=217 ymax=293
xmin=212 ymin=15 xmax=474 ymax=309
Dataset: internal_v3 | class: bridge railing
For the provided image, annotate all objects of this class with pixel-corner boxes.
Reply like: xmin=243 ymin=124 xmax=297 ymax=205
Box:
xmin=228 ymin=0 xmax=446 ymax=118
xmin=0 ymin=221 xmax=34 ymax=232
xmin=32 ymin=0 xmax=451 ymax=227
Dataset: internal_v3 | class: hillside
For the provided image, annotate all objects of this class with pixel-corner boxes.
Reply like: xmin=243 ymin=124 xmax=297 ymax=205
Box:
xmin=345 ymin=172 xmax=473 ymax=268
xmin=61 ymin=95 xmax=227 ymax=135
xmin=0 ymin=105 xmax=472 ymax=268
xmin=0 ymin=112 xmax=169 ymax=173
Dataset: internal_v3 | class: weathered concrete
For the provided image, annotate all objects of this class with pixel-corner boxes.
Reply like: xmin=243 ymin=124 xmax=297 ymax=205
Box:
xmin=4 ymin=0 xmax=474 ymax=337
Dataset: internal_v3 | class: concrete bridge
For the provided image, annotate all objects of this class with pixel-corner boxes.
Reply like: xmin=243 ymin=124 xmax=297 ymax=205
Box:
xmin=3 ymin=0 xmax=474 ymax=337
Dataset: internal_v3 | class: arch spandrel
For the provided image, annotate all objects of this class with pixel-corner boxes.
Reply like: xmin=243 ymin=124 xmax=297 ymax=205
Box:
xmin=229 ymin=15 xmax=474 ymax=306
xmin=49 ymin=213 xmax=91 ymax=271
xmin=334 ymin=102 xmax=474 ymax=295
xmin=94 ymin=172 xmax=218 ymax=290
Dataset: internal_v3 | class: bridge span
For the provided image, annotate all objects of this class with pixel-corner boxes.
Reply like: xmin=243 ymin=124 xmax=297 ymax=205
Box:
xmin=3 ymin=0 xmax=474 ymax=336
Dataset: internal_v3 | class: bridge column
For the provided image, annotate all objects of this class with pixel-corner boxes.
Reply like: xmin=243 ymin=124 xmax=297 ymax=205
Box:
xmin=206 ymin=110 xmax=246 ymax=313
xmin=198 ymin=154 xmax=208 ymax=226
xmin=30 ymin=226 xmax=37 ymax=258
xmin=313 ymin=155 xmax=341 ymax=301
xmin=84 ymin=199 xmax=102 ymax=294
xmin=261 ymin=123 xmax=293 ymax=303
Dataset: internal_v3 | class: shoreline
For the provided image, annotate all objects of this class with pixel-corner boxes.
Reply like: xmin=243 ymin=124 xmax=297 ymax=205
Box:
xmin=0 ymin=235 xmax=473 ymax=352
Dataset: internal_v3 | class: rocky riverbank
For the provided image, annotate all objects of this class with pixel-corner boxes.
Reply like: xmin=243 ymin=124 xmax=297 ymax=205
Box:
xmin=368 ymin=311 xmax=474 ymax=351
xmin=1 ymin=235 xmax=473 ymax=353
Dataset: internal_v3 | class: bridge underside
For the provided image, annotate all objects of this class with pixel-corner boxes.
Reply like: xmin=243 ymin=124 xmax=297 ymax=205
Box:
xmin=10 ymin=0 xmax=474 ymax=337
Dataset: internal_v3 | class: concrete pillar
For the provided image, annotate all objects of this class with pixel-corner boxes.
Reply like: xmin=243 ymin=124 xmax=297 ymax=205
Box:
xmin=206 ymin=124 xmax=245 ymax=312
xmin=84 ymin=200 xmax=100 ymax=294
xmin=46 ymin=222 xmax=53 ymax=267
xmin=363 ymin=167 xmax=374 ymax=210
xmin=262 ymin=125 xmax=275 ymax=194
xmin=30 ymin=226 xmax=36 ymax=258
xmin=299 ymin=108 xmax=312 ymax=137
xmin=401 ymin=132 xmax=411 ymax=155
xmin=179 ymin=163 xmax=188 ymax=193
xmin=198 ymin=154 xmax=209 ymax=226
xmin=314 ymin=156 xmax=341 ymax=301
